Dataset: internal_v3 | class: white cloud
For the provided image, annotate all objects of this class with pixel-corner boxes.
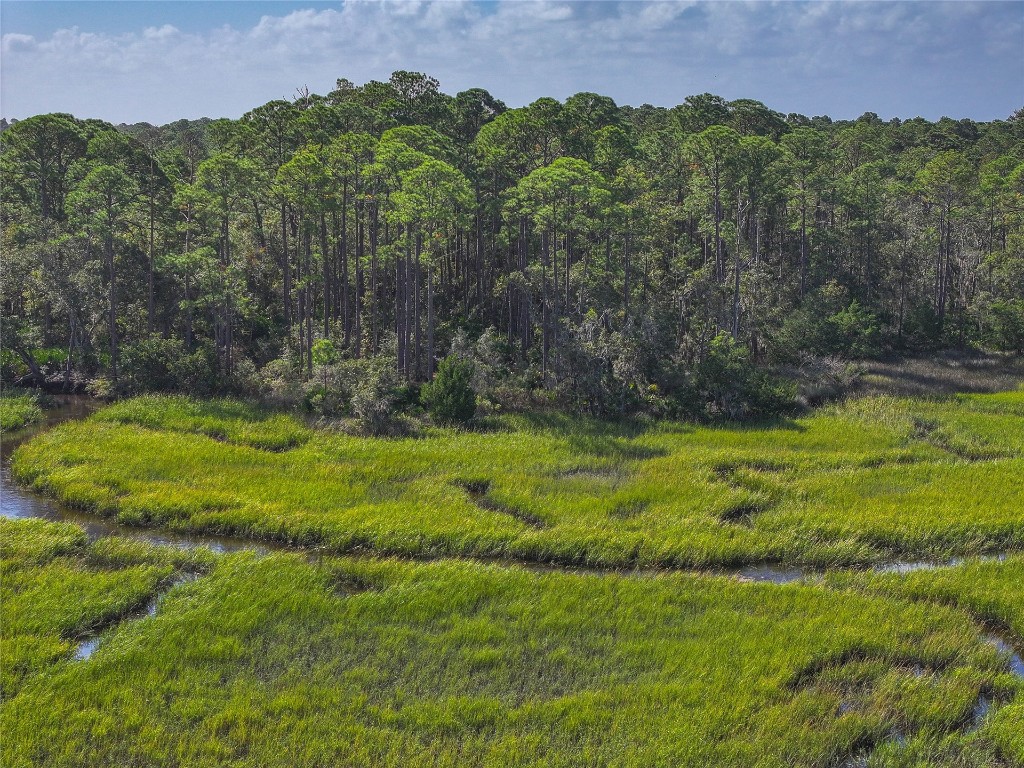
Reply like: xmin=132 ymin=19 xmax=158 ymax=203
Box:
xmin=142 ymin=24 xmax=180 ymax=41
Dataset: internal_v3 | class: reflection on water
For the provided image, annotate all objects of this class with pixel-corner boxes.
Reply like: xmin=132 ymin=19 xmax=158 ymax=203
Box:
xmin=735 ymin=564 xmax=805 ymax=584
xmin=74 ymin=637 xmax=102 ymax=661
xmin=985 ymin=634 xmax=1024 ymax=679
xmin=875 ymin=554 xmax=1009 ymax=575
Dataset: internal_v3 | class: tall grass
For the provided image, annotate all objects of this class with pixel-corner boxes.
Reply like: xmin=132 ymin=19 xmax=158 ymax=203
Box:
xmin=12 ymin=392 xmax=1024 ymax=568
xmin=0 ymin=393 xmax=42 ymax=433
xmin=826 ymin=555 xmax=1024 ymax=761
xmin=0 ymin=518 xmax=207 ymax=696
xmin=1 ymin=518 xmax=1017 ymax=767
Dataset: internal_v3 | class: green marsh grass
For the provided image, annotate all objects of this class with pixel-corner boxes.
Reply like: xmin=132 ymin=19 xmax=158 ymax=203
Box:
xmin=826 ymin=555 xmax=1024 ymax=763
xmin=11 ymin=391 xmax=1024 ymax=568
xmin=1 ymin=519 xmax=1018 ymax=767
xmin=0 ymin=393 xmax=42 ymax=433
xmin=0 ymin=518 xmax=209 ymax=697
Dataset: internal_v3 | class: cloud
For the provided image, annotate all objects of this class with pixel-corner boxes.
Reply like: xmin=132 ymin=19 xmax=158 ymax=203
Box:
xmin=142 ymin=24 xmax=180 ymax=41
xmin=2 ymin=33 xmax=37 ymax=54
xmin=1 ymin=1 xmax=1020 ymax=124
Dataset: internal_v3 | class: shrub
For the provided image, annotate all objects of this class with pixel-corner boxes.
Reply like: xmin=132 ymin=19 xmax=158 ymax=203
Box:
xmin=352 ymin=360 xmax=401 ymax=436
xmin=120 ymin=336 xmax=215 ymax=396
xmin=224 ymin=357 xmax=265 ymax=398
xmin=86 ymin=376 xmax=116 ymax=401
xmin=312 ymin=339 xmax=339 ymax=390
xmin=261 ymin=355 xmax=304 ymax=407
xmin=900 ymin=301 xmax=944 ymax=351
xmin=773 ymin=282 xmax=882 ymax=360
xmin=683 ymin=333 xmax=796 ymax=420
xmin=421 ymin=355 xmax=476 ymax=425
xmin=988 ymin=299 xmax=1024 ymax=354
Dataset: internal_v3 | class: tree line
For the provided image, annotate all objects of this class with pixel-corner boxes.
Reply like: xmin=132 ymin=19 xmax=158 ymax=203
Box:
xmin=2 ymin=72 xmax=1022 ymax=417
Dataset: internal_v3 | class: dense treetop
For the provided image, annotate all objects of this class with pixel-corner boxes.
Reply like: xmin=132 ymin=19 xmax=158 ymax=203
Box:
xmin=2 ymin=72 xmax=1022 ymax=418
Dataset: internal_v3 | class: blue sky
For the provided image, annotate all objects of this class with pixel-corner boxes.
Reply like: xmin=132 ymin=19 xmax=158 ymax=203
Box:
xmin=2 ymin=1 xmax=1022 ymax=125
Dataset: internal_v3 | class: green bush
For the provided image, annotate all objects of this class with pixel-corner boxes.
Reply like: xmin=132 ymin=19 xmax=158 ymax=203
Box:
xmin=421 ymin=355 xmax=476 ymax=425
xmin=774 ymin=282 xmax=882 ymax=360
xmin=352 ymin=360 xmax=401 ymax=436
xmin=988 ymin=299 xmax=1024 ymax=353
xmin=120 ymin=336 xmax=215 ymax=396
xmin=685 ymin=333 xmax=796 ymax=420
xmin=900 ymin=301 xmax=944 ymax=351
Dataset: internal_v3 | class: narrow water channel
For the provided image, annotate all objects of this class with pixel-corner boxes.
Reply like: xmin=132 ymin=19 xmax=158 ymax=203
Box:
xmin=1 ymin=396 xmax=273 ymax=554
xmin=3 ymin=396 xmax=1023 ymax=679
xmin=74 ymin=572 xmax=201 ymax=660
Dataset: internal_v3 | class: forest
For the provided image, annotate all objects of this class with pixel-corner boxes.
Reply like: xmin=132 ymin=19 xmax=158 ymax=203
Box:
xmin=2 ymin=71 xmax=1023 ymax=422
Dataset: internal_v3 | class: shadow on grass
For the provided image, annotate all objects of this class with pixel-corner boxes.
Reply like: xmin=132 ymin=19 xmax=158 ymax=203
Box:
xmin=860 ymin=353 xmax=1024 ymax=397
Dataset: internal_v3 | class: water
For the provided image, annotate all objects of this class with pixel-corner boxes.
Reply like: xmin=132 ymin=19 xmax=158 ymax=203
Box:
xmin=984 ymin=633 xmax=1024 ymax=678
xmin=735 ymin=564 xmax=805 ymax=584
xmin=1 ymin=396 xmax=274 ymax=555
xmin=874 ymin=553 xmax=1008 ymax=575
xmin=2 ymin=395 xmax=96 ymax=511
xmin=964 ymin=635 xmax=1024 ymax=731
xmin=74 ymin=637 xmax=102 ymax=661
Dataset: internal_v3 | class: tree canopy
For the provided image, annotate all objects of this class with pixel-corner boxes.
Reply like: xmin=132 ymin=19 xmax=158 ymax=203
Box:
xmin=3 ymin=73 xmax=1023 ymax=415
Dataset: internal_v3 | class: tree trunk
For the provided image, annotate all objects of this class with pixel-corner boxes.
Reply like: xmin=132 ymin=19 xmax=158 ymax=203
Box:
xmin=414 ymin=236 xmax=422 ymax=379
xmin=732 ymin=190 xmax=743 ymax=340
xmin=370 ymin=202 xmax=379 ymax=354
xmin=427 ymin=259 xmax=435 ymax=379
xmin=223 ymin=213 xmax=233 ymax=376
xmin=799 ymin=203 xmax=808 ymax=298
xmin=623 ymin=231 xmax=630 ymax=321
xmin=106 ymin=229 xmax=119 ymax=382
xmin=147 ymin=162 xmax=156 ymax=333
xmin=282 ymin=203 xmax=291 ymax=329
xmin=305 ymin=226 xmax=313 ymax=374
xmin=341 ymin=192 xmax=350 ymax=347
xmin=541 ymin=228 xmax=550 ymax=385
xmin=354 ymin=207 xmax=364 ymax=358
xmin=397 ymin=235 xmax=409 ymax=377
xmin=519 ymin=218 xmax=530 ymax=360
xmin=320 ymin=213 xmax=331 ymax=338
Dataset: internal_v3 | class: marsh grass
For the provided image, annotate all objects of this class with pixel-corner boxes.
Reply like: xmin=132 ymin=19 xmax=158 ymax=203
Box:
xmin=1 ymin=519 xmax=1019 ymax=767
xmin=0 ymin=393 xmax=42 ymax=433
xmin=824 ymin=555 xmax=1024 ymax=761
xmin=0 ymin=518 xmax=211 ymax=697
xmin=12 ymin=391 xmax=1024 ymax=568
xmin=93 ymin=396 xmax=311 ymax=451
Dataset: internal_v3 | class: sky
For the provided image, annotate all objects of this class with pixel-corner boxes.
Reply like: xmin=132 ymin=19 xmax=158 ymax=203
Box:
xmin=1 ymin=1 xmax=1022 ymax=125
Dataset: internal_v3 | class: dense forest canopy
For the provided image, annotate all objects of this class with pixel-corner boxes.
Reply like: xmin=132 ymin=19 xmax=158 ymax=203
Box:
xmin=2 ymin=72 xmax=1022 ymax=418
